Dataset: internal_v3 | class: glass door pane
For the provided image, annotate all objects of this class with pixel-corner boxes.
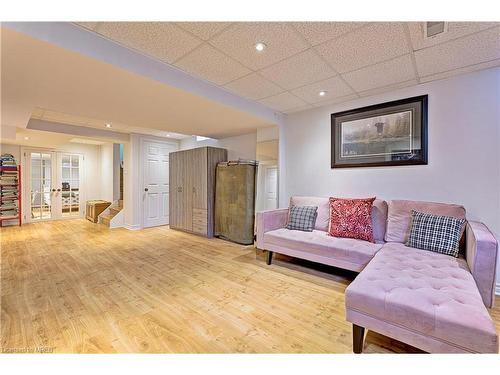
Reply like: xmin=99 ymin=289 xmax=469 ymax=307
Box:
xmin=61 ymin=153 xmax=81 ymax=217
xmin=30 ymin=152 xmax=53 ymax=220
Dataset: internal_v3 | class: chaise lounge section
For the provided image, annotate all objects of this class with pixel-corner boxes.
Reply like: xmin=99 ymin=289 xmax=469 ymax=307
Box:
xmin=255 ymin=197 xmax=499 ymax=353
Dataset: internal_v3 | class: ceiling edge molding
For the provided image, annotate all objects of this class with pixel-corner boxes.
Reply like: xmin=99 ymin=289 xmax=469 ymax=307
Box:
xmin=3 ymin=22 xmax=284 ymax=126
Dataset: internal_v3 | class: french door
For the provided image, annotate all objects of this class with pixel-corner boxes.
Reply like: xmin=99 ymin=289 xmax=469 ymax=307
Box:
xmin=26 ymin=150 xmax=84 ymax=222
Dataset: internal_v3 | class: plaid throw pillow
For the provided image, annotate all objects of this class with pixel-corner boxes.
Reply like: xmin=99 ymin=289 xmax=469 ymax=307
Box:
xmin=406 ymin=210 xmax=466 ymax=257
xmin=286 ymin=206 xmax=318 ymax=232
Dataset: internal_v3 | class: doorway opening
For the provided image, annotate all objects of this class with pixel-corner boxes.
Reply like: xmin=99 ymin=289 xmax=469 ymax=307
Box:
xmin=255 ymin=137 xmax=279 ymax=212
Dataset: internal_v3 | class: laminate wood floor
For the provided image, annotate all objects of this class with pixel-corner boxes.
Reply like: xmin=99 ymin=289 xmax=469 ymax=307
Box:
xmin=1 ymin=219 xmax=499 ymax=353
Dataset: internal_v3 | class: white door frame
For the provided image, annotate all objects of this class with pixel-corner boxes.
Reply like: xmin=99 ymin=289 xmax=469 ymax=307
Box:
xmin=139 ymin=137 xmax=178 ymax=229
xmin=21 ymin=147 xmax=86 ymax=223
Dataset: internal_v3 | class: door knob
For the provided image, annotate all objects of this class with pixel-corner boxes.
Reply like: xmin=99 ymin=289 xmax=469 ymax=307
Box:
xmin=51 ymin=188 xmax=56 ymax=192
xmin=144 ymin=188 xmax=149 ymax=192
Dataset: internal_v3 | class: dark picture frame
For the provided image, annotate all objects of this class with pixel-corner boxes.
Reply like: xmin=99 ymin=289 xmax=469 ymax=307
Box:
xmin=331 ymin=95 xmax=428 ymax=168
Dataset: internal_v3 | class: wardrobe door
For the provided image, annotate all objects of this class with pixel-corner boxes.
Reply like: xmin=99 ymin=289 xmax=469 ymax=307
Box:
xmin=191 ymin=147 xmax=208 ymax=235
xmin=169 ymin=151 xmax=181 ymax=229
xmin=181 ymin=151 xmax=193 ymax=232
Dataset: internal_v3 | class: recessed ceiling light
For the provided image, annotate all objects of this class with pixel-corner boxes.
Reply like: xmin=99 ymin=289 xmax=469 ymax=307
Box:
xmin=255 ymin=42 xmax=266 ymax=52
xmin=319 ymin=91 xmax=327 ymax=97
xmin=24 ymin=136 xmax=30 ymax=140
xmin=105 ymin=123 xmax=112 ymax=128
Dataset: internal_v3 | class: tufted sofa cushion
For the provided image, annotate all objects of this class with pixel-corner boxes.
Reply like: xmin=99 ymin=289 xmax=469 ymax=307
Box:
xmin=345 ymin=242 xmax=498 ymax=353
xmin=264 ymin=228 xmax=383 ymax=271
xmin=290 ymin=196 xmax=388 ymax=241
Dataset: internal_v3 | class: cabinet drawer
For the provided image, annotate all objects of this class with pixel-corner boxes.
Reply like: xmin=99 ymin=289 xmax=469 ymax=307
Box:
xmin=193 ymin=208 xmax=207 ymax=222
xmin=192 ymin=223 xmax=207 ymax=235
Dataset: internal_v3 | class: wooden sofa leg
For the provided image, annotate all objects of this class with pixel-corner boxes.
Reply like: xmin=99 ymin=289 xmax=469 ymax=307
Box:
xmin=266 ymin=251 xmax=273 ymax=265
xmin=353 ymin=324 xmax=365 ymax=354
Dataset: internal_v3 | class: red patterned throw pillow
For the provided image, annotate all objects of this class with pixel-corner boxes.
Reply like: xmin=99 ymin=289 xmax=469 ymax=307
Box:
xmin=328 ymin=197 xmax=376 ymax=242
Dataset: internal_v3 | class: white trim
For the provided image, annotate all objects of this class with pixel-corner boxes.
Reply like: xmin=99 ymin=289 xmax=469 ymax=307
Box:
xmin=124 ymin=223 xmax=141 ymax=231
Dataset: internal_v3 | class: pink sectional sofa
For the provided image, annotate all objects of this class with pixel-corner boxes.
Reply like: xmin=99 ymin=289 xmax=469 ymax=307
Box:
xmin=255 ymin=197 xmax=499 ymax=353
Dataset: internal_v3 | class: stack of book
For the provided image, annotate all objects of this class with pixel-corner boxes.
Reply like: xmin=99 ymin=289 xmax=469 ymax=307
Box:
xmin=0 ymin=154 xmax=19 ymax=219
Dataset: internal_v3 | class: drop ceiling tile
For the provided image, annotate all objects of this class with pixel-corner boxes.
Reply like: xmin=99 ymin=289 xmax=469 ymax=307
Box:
xmin=315 ymin=22 xmax=409 ymax=73
xmin=358 ymin=79 xmax=418 ymax=98
xmin=312 ymin=93 xmax=359 ymax=107
xmin=408 ymin=22 xmax=499 ymax=51
xmin=415 ymin=27 xmax=500 ymax=77
xmin=284 ymin=103 xmax=315 ymax=114
xmin=342 ymin=54 xmax=416 ymax=92
xmin=175 ymin=44 xmax=251 ymax=85
xmin=260 ymin=49 xmax=335 ymax=90
xmin=176 ymin=22 xmax=233 ymax=40
xmin=209 ymin=22 xmax=310 ymax=70
xmin=96 ymin=22 xmax=202 ymax=63
xmin=292 ymin=22 xmax=368 ymax=46
xmin=419 ymin=58 xmax=500 ymax=83
xmin=259 ymin=92 xmax=308 ymax=112
xmin=224 ymin=73 xmax=283 ymax=100
xmin=291 ymin=75 xmax=354 ymax=104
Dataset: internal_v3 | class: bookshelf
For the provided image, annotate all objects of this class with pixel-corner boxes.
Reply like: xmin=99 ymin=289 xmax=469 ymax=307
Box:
xmin=0 ymin=165 xmax=22 ymax=227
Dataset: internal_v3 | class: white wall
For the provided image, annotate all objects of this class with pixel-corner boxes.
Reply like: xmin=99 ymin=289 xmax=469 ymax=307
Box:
xmin=99 ymin=143 xmax=114 ymax=202
xmin=180 ymin=133 xmax=257 ymax=160
xmin=0 ymin=144 xmax=21 ymax=162
xmin=113 ymin=143 xmax=121 ymax=201
xmin=282 ymin=68 xmax=500 ymax=286
xmin=257 ymin=126 xmax=279 ymax=142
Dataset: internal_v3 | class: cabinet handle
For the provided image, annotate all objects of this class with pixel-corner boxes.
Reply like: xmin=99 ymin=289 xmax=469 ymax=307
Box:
xmin=177 ymin=187 xmax=182 ymax=192
xmin=144 ymin=188 xmax=149 ymax=192
xmin=51 ymin=188 xmax=56 ymax=192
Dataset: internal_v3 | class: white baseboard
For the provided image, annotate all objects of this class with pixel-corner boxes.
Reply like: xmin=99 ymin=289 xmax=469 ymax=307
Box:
xmin=124 ymin=223 xmax=141 ymax=230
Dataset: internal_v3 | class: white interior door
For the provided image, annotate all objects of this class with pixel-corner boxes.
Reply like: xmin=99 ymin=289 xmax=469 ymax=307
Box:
xmin=142 ymin=140 xmax=174 ymax=228
xmin=264 ymin=166 xmax=278 ymax=210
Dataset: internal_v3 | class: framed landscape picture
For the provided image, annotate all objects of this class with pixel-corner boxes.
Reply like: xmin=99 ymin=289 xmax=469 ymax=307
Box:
xmin=331 ymin=95 xmax=428 ymax=168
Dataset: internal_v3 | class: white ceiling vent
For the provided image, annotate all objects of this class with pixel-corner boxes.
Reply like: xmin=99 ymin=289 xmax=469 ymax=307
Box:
xmin=424 ymin=22 xmax=447 ymax=38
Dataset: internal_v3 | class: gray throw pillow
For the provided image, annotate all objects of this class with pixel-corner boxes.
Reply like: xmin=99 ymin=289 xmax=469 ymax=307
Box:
xmin=287 ymin=206 xmax=318 ymax=232
xmin=406 ymin=210 xmax=466 ymax=257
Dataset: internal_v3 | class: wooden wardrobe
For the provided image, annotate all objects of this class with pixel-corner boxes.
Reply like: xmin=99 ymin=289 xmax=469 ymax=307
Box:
xmin=169 ymin=146 xmax=227 ymax=237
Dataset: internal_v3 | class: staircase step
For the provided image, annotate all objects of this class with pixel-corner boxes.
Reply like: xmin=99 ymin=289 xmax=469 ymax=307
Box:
xmin=109 ymin=206 xmax=122 ymax=216
xmin=101 ymin=214 xmax=112 ymax=226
